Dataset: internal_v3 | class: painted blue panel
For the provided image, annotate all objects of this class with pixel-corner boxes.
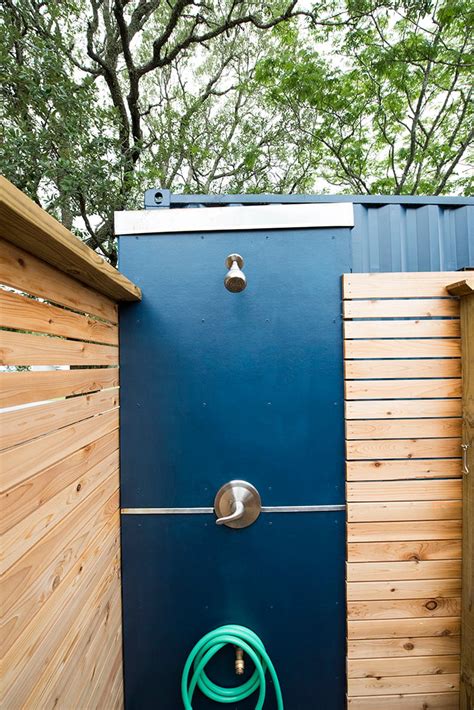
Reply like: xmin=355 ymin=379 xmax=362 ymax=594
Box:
xmin=119 ymin=227 xmax=350 ymax=509
xmin=121 ymin=511 xmax=345 ymax=709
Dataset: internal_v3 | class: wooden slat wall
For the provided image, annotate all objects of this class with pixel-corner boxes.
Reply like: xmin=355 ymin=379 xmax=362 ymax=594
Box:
xmin=0 ymin=236 xmax=124 ymax=709
xmin=343 ymin=272 xmax=463 ymax=710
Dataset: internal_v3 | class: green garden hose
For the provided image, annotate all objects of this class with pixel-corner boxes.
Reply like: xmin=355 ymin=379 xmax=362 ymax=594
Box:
xmin=181 ymin=624 xmax=284 ymax=709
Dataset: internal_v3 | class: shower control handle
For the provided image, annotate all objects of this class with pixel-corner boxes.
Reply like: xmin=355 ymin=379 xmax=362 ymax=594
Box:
xmin=214 ymin=480 xmax=261 ymax=529
xmin=215 ymin=500 xmax=245 ymax=526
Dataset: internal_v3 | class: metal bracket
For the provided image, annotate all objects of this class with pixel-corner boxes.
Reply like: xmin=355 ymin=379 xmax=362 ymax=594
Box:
xmin=461 ymin=443 xmax=470 ymax=475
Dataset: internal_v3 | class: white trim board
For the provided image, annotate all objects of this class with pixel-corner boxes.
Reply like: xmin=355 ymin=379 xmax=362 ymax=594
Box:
xmin=115 ymin=202 xmax=354 ymax=235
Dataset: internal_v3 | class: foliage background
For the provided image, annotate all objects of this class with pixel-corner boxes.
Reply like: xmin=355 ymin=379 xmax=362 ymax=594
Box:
xmin=1 ymin=0 xmax=473 ymax=263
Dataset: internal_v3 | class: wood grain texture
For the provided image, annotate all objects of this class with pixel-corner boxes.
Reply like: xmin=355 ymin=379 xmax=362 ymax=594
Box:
xmin=345 ymin=319 xmax=460 ymax=339
xmin=347 ymin=636 xmax=460 ymax=659
xmin=347 ymin=540 xmax=462 ymax=562
xmin=345 ymin=358 xmax=461 ymax=380
xmin=347 ymin=560 xmax=461 ymax=582
xmin=347 ymin=521 xmax=462 ymax=542
xmin=1 ymin=515 xmax=120 ymax=708
xmin=346 ymin=399 xmax=462 ymax=419
xmin=0 ymin=408 xmax=119 ymax=492
xmin=346 ymin=438 xmax=461 ymax=460
xmin=0 ymin=388 xmax=119 ymax=450
xmin=345 ymin=338 xmax=461 ymax=358
xmin=344 ymin=271 xmax=463 ymax=707
xmin=347 ymin=673 xmax=459 ymax=697
xmin=348 ymin=654 xmax=460 ymax=678
xmin=0 ymin=187 xmax=124 ymax=709
xmin=0 ymin=288 xmax=118 ymax=344
xmin=343 ymin=298 xmax=459 ymax=319
xmin=346 ymin=379 xmax=462 ymax=400
xmin=348 ymin=617 xmax=461 ymax=640
xmin=2 ymin=482 xmax=119 ymax=655
xmin=0 ymin=176 xmax=140 ymax=301
xmin=343 ymin=272 xmax=460 ymax=298
xmin=346 ymin=418 xmax=462 ymax=440
xmin=347 ymin=579 xmax=462 ymax=601
xmin=1 ymin=452 xmax=119 ymax=574
xmin=347 ymin=692 xmax=459 ymax=709
xmin=457 ymin=291 xmax=474 ymax=709
xmin=0 ymin=238 xmax=118 ymax=323
xmin=347 ymin=459 xmax=461 ymax=481
xmin=0 ymin=367 xmax=119 ymax=407
xmin=1 ymin=430 xmax=118 ymax=533
xmin=347 ymin=480 xmax=462 ymax=503
xmin=0 ymin=329 xmax=118 ymax=366
xmin=347 ymin=501 xmax=462 ymax=523
xmin=347 ymin=597 xmax=462 ymax=620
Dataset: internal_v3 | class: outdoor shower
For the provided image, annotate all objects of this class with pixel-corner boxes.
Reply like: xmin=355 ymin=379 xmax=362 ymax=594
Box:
xmin=224 ymin=253 xmax=246 ymax=292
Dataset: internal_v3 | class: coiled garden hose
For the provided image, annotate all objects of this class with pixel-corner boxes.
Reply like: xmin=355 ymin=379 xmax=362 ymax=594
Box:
xmin=181 ymin=624 xmax=284 ymax=709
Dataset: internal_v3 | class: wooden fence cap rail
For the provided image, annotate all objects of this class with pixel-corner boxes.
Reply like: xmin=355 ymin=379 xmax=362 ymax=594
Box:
xmin=447 ymin=278 xmax=474 ymax=297
xmin=0 ymin=177 xmax=141 ymax=302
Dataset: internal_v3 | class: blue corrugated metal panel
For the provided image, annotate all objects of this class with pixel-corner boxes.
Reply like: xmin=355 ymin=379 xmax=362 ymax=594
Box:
xmin=143 ymin=189 xmax=474 ymax=272
xmin=351 ymin=203 xmax=474 ymax=272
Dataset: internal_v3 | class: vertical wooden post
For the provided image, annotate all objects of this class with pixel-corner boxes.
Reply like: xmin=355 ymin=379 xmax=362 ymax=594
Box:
xmin=448 ymin=278 xmax=474 ymax=710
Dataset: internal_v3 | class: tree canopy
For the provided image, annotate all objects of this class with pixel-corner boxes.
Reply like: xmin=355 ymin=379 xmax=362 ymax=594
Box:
xmin=1 ymin=0 xmax=473 ymax=263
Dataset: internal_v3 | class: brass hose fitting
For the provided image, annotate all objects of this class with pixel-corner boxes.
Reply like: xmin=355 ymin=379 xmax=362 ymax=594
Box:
xmin=234 ymin=646 xmax=245 ymax=675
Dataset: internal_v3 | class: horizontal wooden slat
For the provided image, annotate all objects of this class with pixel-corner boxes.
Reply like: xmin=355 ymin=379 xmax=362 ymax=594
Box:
xmin=345 ymin=359 xmax=461 ymax=380
xmin=347 ymin=521 xmax=462 ymax=542
xmin=2 ymin=451 xmax=119 ymax=574
xmin=344 ymin=298 xmax=459 ymax=319
xmin=348 ymin=636 xmax=460 ymax=659
xmin=348 ymin=597 xmax=461 ymax=620
xmin=0 ymin=408 xmax=119 ymax=492
xmin=347 ymin=481 xmax=462 ymax=503
xmin=348 ymin=654 xmax=460 ymax=678
xmin=0 ymin=330 xmax=118 ymax=366
xmin=0 ymin=178 xmax=141 ymax=302
xmin=347 ymin=459 xmax=461 ymax=481
xmin=346 ymin=400 xmax=462 ymax=419
xmin=347 ymin=438 xmax=461 ymax=461
xmin=343 ymin=273 xmax=460 ymax=299
xmin=1 ymin=514 xmax=120 ymax=708
xmin=447 ymin=276 xmax=474 ymax=296
xmin=347 ymin=579 xmax=461 ymax=601
xmin=347 ymin=691 xmax=459 ymax=709
xmin=0 ymin=388 xmax=119 ymax=451
xmin=0 ymin=288 xmax=118 ymax=344
xmin=0 ymin=367 xmax=119 ymax=407
xmin=345 ymin=339 xmax=461 ymax=359
xmin=348 ymin=617 xmax=461 ymax=640
xmin=347 ymin=560 xmax=461 ymax=582
xmin=24 ymin=557 xmax=122 ymax=709
xmin=347 ymin=540 xmax=462 ymax=562
xmin=2 ymin=481 xmax=119 ymax=655
xmin=345 ymin=319 xmax=460 ymax=339
xmin=346 ymin=418 xmax=462 ymax=440
xmin=1 ymin=429 xmax=118 ymax=533
xmin=346 ymin=379 xmax=462 ymax=400
xmin=0 ymin=238 xmax=118 ymax=323
xmin=347 ymin=673 xmax=459 ymax=696
xmin=348 ymin=501 xmax=462 ymax=523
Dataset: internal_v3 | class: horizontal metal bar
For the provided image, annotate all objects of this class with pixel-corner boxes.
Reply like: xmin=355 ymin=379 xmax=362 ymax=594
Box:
xmin=115 ymin=202 xmax=354 ymax=235
xmin=262 ymin=505 xmax=345 ymax=513
xmin=121 ymin=505 xmax=345 ymax=515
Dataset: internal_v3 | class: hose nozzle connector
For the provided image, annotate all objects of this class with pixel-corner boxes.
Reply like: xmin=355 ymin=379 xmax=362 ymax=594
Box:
xmin=235 ymin=646 xmax=245 ymax=675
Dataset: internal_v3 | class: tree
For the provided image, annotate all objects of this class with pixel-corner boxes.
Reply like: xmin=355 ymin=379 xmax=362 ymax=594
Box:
xmin=1 ymin=2 xmax=472 ymax=266
xmin=2 ymin=0 xmax=316 ymax=263
xmin=255 ymin=0 xmax=474 ymax=195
